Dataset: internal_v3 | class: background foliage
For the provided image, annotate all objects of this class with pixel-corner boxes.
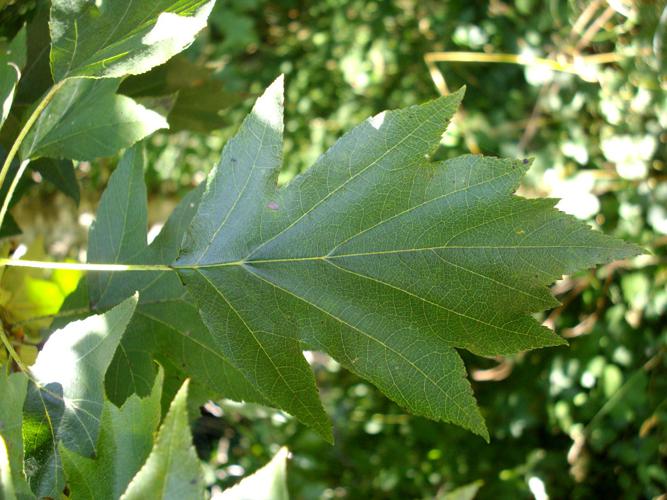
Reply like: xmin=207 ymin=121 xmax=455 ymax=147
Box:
xmin=1 ymin=0 xmax=666 ymax=498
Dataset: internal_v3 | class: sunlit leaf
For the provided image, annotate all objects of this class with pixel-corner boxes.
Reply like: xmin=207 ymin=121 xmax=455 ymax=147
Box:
xmin=442 ymin=480 xmax=484 ymax=500
xmin=1 ymin=238 xmax=82 ymax=332
xmin=22 ymin=295 xmax=138 ymax=497
xmin=50 ymin=0 xmax=216 ymax=81
xmin=0 ymin=435 xmax=16 ymax=500
xmin=217 ymin=447 xmax=289 ymax=500
xmin=20 ymin=78 xmax=167 ymax=161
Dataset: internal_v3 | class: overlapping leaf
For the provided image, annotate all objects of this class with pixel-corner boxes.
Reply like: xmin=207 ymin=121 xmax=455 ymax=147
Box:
xmin=120 ymin=380 xmax=204 ymax=500
xmin=60 ymin=371 xmax=163 ymax=499
xmin=86 ymin=145 xmax=267 ymax=408
xmin=171 ymin=77 xmax=641 ymax=440
xmin=22 ymin=295 xmax=137 ymax=497
xmin=50 ymin=0 xmax=216 ymax=81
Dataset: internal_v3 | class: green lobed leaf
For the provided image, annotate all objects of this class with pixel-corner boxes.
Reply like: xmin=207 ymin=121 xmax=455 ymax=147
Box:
xmin=174 ymin=77 xmax=642 ymax=440
xmin=50 ymin=0 xmax=216 ymax=81
xmin=119 ymin=380 xmax=204 ymax=500
xmin=60 ymin=370 xmax=163 ymax=500
xmin=20 ymin=78 xmax=167 ymax=161
xmin=0 ymin=371 xmax=31 ymax=499
xmin=217 ymin=447 xmax=289 ymax=500
xmin=14 ymin=3 xmax=52 ymax=108
xmin=22 ymin=295 xmax=138 ymax=498
xmin=0 ymin=26 xmax=25 ymax=130
xmin=86 ymin=145 xmax=268 ymax=408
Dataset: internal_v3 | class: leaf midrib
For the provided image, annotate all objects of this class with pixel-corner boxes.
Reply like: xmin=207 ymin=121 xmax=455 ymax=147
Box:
xmin=174 ymin=242 xmax=621 ymax=270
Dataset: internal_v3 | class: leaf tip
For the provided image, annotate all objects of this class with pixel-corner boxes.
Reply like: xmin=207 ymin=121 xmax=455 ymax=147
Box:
xmin=451 ymin=85 xmax=466 ymax=102
xmin=266 ymin=74 xmax=285 ymax=97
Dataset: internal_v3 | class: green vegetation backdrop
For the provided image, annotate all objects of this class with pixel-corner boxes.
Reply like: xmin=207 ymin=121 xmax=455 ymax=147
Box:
xmin=1 ymin=0 xmax=665 ymax=498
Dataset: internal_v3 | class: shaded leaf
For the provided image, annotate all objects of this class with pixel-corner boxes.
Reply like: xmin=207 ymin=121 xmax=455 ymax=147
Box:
xmin=20 ymin=78 xmax=167 ymax=161
xmin=120 ymin=380 xmax=204 ymax=500
xmin=0 ymin=371 xmax=31 ymax=499
xmin=86 ymin=145 xmax=267 ymax=408
xmin=14 ymin=2 xmax=51 ymax=108
xmin=50 ymin=0 xmax=216 ymax=81
xmin=60 ymin=370 xmax=163 ymax=500
xmin=22 ymin=295 xmax=138 ymax=497
xmin=0 ymin=147 xmax=32 ymax=237
xmin=174 ymin=78 xmax=641 ymax=440
xmin=0 ymin=212 xmax=19 ymax=238
xmin=218 ymin=447 xmax=289 ymax=500
xmin=0 ymin=26 xmax=25 ymax=129
xmin=30 ymin=158 xmax=80 ymax=205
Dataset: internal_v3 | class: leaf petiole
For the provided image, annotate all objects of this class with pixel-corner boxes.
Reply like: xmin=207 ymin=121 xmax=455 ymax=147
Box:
xmin=0 ymin=258 xmax=172 ymax=272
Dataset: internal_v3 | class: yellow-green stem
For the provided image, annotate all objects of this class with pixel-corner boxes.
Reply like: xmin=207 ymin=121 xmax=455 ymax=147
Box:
xmin=0 ymin=258 xmax=172 ymax=272
xmin=0 ymin=159 xmax=30 ymax=228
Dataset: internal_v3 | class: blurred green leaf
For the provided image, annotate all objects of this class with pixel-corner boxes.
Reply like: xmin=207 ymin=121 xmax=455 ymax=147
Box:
xmin=120 ymin=56 xmax=243 ymax=133
xmin=30 ymin=158 xmax=79 ymax=205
